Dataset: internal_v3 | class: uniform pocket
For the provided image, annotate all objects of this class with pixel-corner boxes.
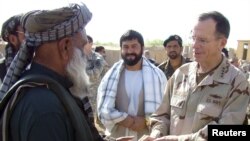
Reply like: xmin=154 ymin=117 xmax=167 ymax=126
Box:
xmin=170 ymin=95 xmax=186 ymax=116
xmin=197 ymin=103 xmax=221 ymax=119
xmin=170 ymin=95 xmax=185 ymax=108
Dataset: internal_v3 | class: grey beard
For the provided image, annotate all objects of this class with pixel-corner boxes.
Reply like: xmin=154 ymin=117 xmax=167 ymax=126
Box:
xmin=66 ymin=47 xmax=90 ymax=99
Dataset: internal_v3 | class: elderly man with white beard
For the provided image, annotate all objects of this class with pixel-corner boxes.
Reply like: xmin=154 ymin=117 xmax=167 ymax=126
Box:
xmin=0 ymin=3 xmax=133 ymax=141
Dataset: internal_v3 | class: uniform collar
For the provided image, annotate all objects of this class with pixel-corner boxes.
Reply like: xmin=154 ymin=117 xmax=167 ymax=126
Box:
xmin=189 ymin=56 xmax=232 ymax=86
xmin=164 ymin=56 xmax=186 ymax=70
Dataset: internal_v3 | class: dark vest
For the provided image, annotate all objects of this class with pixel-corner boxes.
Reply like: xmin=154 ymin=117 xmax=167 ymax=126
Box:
xmin=0 ymin=58 xmax=6 ymax=82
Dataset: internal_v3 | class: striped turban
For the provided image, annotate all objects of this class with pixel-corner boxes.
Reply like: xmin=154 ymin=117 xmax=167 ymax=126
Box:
xmin=1 ymin=14 xmax=23 ymax=42
xmin=1 ymin=14 xmax=23 ymax=69
xmin=0 ymin=3 xmax=92 ymax=99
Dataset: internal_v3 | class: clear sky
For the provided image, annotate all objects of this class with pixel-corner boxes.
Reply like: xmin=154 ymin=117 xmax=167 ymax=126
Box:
xmin=0 ymin=0 xmax=250 ymax=48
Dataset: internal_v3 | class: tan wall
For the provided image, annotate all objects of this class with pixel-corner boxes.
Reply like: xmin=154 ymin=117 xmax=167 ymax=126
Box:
xmin=0 ymin=43 xmax=167 ymax=65
xmin=144 ymin=47 xmax=167 ymax=64
xmin=105 ymin=49 xmax=121 ymax=65
xmin=236 ymin=40 xmax=250 ymax=61
xmin=105 ymin=46 xmax=196 ymax=66
xmin=0 ymin=43 xmax=192 ymax=66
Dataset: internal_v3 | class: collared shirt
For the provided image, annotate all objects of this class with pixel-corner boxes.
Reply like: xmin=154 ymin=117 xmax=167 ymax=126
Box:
xmin=150 ymin=56 xmax=250 ymax=141
xmin=158 ymin=56 xmax=191 ymax=80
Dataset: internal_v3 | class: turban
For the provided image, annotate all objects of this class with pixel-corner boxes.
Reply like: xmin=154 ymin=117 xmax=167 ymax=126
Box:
xmin=1 ymin=14 xmax=23 ymax=70
xmin=1 ymin=14 xmax=22 ymax=42
xmin=22 ymin=3 xmax=92 ymax=47
xmin=0 ymin=3 xmax=92 ymax=99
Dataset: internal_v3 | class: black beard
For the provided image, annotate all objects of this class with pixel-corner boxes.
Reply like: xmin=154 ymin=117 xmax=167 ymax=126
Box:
xmin=121 ymin=52 xmax=142 ymax=66
xmin=168 ymin=52 xmax=178 ymax=59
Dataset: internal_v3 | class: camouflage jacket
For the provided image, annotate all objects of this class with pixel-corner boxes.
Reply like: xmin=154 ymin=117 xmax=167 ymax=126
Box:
xmin=86 ymin=51 xmax=106 ymax=84
xmin=158 ymin=56 xmax=191 ymax=80
xmin=150 ymin=56 xmax=250 ymax=141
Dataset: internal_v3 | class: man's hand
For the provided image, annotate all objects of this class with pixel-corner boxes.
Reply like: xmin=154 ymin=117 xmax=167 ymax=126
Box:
xmin=138 ymin=135 xmax=156 ymax=141
xmin=138 ymin=135 xmax=178 ymax=141
xmin=116 ymin=136 xmax=134 ymax=141
xmin=130 ymin=116 xmax=146 ymax=131
xmin=154 ymin=135 xmax=178 ymax=141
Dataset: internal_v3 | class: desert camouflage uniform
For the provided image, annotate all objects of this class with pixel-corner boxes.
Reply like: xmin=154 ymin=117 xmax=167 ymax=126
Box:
xmin=158 ymin=56 xmax=191 ymax=80
xmin=150 ymin=56 xmax=250 ymax=140
xmin=247 ymin=103 xmax=250 ymax=124
xmin=86 ymin=51 xmax=107 ymax=113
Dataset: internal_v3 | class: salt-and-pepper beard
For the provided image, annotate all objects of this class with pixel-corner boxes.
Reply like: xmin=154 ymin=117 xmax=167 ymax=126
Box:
xmin=66 ymin=47 xmax=90 ymax=99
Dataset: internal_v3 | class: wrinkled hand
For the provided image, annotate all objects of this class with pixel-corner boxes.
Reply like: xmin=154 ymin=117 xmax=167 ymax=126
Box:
xmin=138 ymin=135 xmax=156 ymax=141
xmin=154 ymin=135 xmax=178 ymax=141
xmin=138 ymin=135 xmax=178 ymax=141
xmin=131 ymin=116 xmax=146 ymax=131
xmin=116 ymin=136 xmax=134 ymax=141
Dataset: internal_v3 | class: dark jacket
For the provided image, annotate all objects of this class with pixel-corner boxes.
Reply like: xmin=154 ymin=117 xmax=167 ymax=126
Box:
xmin=0 ymin=58 xmax=6 ymax=82
xmin=8 ymin=63 xmax=104 ymax=141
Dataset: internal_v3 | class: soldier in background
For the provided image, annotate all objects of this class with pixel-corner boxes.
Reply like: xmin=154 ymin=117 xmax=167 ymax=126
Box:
xmin=158 ymin=35 xmax=191 ymax=80
xmin=84 ymin=35 xmax=107 ymax=132
xmin=95 ymin=45 xmax=110 ymax=78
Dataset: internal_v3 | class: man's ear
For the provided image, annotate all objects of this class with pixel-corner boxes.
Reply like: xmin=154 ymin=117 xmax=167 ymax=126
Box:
xmin=8 ymin=34 xmax=17 ymax=46
xmin=220 ymin=37 xmax=227 ymax=50
xmin=57 ymin=37 xmax=72 ymax=61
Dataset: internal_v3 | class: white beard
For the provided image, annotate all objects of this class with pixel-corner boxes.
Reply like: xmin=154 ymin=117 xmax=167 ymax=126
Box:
xmin=66 ymin=47 xmax=90 ymax=99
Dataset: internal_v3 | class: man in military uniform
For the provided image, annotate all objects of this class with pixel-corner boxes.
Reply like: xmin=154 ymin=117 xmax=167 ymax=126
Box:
xmin=158 ymin=35 xmax=190 ymax=80
xmin=84 ymin=35 xmax=106 ymax=111
xmin=140 ymin=11 xmax=250 ymax=141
